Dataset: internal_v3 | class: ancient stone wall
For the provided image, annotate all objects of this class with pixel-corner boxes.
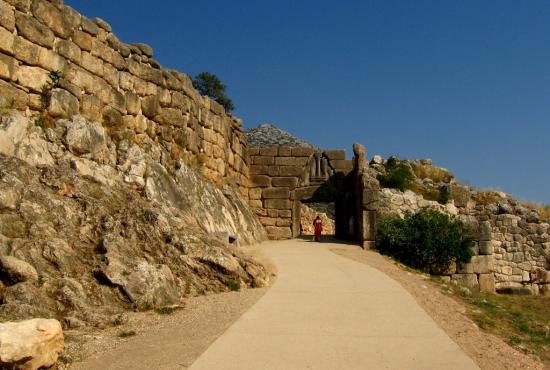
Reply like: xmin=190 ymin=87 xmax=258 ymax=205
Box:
xmin=367 ymin=171 xmax=550 ymax=295
xmin=247 ymin=147 xmax=354 ymax=240
xmin=0 ymin=0 xmax=248 ymax=189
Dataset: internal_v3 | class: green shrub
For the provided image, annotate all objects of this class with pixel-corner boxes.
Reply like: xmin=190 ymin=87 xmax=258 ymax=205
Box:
xmin=378 ymin=158 xmax=414 ymax=192
xmin=375 ymin=209 xmax=474 ymax=271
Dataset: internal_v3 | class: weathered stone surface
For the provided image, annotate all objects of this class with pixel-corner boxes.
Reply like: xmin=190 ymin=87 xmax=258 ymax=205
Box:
xmin=0 ymin=53 xmax=17 ymax=81
xmin=452 ymin=273 xmax=478 ymax=287
xmin=323 ymin=150 xmax=346 ymax=160
xmin=271 ymin=177 xmax=298 ymax=188
xmin=15 ymin=65 xmax=48 ymax=93
xmin=275 ymin=156 xmax=308 ymax=166
xmin=291 ymin=147 xmax=315 ymax=157
xmin=0 ymin=1 xmax=15 ymax=32
xmin=63 ymin=116 xmax=107 ymax=155
xmin=15 ymin=13 xmax=55 ymax=48
xmin=253 ymin=156 xmax=275 ymax=165
xmin=81 ymin=16 xmax=99 ymax=35
xmin=479 ymin=241 xmax=493 ymax=255
xmin=32 ymin=0 xmax=72 ymax=38
xmin=259 ymin=147 xmax=277 ymax=156
xmin=262 ymin=187 xmax=290 ymax=199
xmin=250 ymin=175 xmax=271 ymax=187
xmin=0 ymin=256 xmax=38 ymax=285
xmin=0 ymin=318 xmax=64 ymax=370
xmin=13 ymin=36 xmax=41 ymax=66
xmin=93 ymin=17 xmax=111 ymax=32
xmin=279 ymin=166 xmax=302 ymax=177
xmin=265 ymin=226 xmax=292 ymax=239
xmin=38 ymin=47 xmax=66 ymax=72
xmin=5 ymin=0 xmax=31 ymax=12
xmin=48 ymin=89 xmax=79 ymax=118
xmin=141 ymin=95 xmax=160 ymax=119
xmin=133 ymin=42 xmax=153 ymax=57
xmin=55 ymin=39 xmax=81 ymax=63
xmin=479 ymin=274 xmax=496 ymax=293
xmin=264 ymin=199 xmax=292 ymax=210
xmin=0 ymin=26 xmax=15 ymax=55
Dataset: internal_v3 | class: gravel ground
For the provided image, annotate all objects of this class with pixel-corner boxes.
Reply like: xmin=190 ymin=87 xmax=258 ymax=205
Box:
xmin=329 ymin=243 xmax=544 ymax=370
xmin=66 ymin=288 xmax=269 ymax=370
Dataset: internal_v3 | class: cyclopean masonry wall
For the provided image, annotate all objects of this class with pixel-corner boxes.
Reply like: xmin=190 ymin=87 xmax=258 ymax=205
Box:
xmin=0 ymin=0 xmax=248 ymax=190
xmin=247 ymin=147 xmax=356 ymax=240
xmin=357 ymin=154 xmax=550 ymax=295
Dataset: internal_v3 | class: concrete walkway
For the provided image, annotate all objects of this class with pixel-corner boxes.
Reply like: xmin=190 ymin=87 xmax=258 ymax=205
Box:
xmin=191 ymin=239 xmax=479 ymax=370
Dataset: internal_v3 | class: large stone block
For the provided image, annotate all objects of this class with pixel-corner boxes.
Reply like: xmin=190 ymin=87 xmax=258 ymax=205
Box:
xmin=279 ymin=166 xmax=303 ymax=177
xmin=0 ymin=53 xmax=17 ymax=81
xmin=265 ymin=226 xmax=292 ymax=240
xmin=323 ymin=149 xmax=346 ymax=160
xmin=278 ymin=147 xmax=292 ymax=156
xmin=479 ymin=274 xmax=496 ymax=293
xmin=479 ymin=241 xmax=493 ymax=255
xmin=72 ymin=30 xmax=93 ymax=51
xmin=250 ymin=175 xmax=271 ymax=187
xmin=478 ymin=221 xmax=492 ymax=241
xmin=451 ymin=273 xmax=478 ymax=287
xmin=250 ymin=165 xmax=269 ymax=175
xmin=0 ymin=79 xmax=27 ymax=110
xmin=275 ymin=156 xmax=309 ymax=166
xmin=253 ymin=156 xmax=275 ymax=165
xmin=154 ymin=108 xmax=187 ymax=127
xmin=5 ymin=0 xmax=31 ymax=12
xmin=259 ymin=147 xmax=277 ymax=156
xmin=0 ymin=1 xmax=15 ymax=32
xmin=249 ymin=188 xmax=262 ymax=200
xmin=81 ymin=16 xmax=99 ymax=35
xmin=16 ymin=65 xmax=48 ymax=93
xmin=38 ymin=47 xmax=66 ymax=72
xmin=141 ymin=95 xmax=160 ymax=119
xmin=80 ymin=51 xmax=103 ymax=75
xmin=291 ymin=147 xmax=315 ymax=157
xmin=264 ymin=199 xmax=292 ymax=210
xmin=48 ymin=88 xmax=79 ymax=118
xmin=271 ymin=177 xmax=298 ymax=188
xmin=263 ymin=187 xmax=290 ymax=199
xmin=31 ymin=0 xmax=72 ymax=39
xmin=13 ymin=36 xmax=41 ymax=65
xmin=80 ymin=94 xmax=103 ymax=121
xmin=471 ymin=255 xmax=493 ymax=274
xmin=259 ymin=217 xmax=277 ymax=226
xmin=331 ymin=159 xmax=354 ymax=173
xmin=55 ymin=39 xmax=81 ymax=64
xmin=0 ymin=26 xmax=14 ymax=55
xmin=15 ymin=13 xmax=54 ymax=48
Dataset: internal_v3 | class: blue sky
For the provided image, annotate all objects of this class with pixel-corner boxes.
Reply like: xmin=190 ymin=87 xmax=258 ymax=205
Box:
xmin=65 ymin=0 xmax=550 ymax=204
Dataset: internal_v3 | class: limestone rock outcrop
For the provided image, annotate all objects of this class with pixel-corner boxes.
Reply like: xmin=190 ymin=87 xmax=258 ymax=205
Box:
xmin=0 ymin=113 xmax=268 ymax=326
xmin=0 ymin=318 xmax=64 ymax=370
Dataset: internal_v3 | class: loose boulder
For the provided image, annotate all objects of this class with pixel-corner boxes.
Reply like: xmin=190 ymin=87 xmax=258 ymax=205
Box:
xmin=0 ymin=318 xmax=64 ymax=370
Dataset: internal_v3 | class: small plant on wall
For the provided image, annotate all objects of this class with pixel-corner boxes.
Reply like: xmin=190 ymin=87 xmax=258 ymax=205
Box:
xmin=35 ymin=70 xmax=62 ymax=128
xmin=375 ymin=209 xmax=474 ymax=272
xmin=377 ymin=157 xmax=415 ymax=192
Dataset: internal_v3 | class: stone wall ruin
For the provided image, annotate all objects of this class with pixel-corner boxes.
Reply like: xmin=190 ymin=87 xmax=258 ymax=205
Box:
xmin=0 ymin=0 xmax=248 ymax=191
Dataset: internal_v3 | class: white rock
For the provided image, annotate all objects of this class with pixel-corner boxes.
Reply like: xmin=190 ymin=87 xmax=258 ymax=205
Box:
xmin=0 ymin=318 xmax=64 ymax=370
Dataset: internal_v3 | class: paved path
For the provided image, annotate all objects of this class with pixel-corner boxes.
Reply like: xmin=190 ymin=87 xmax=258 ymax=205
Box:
xmin=191 ymin=239 xmax=479 ymax=370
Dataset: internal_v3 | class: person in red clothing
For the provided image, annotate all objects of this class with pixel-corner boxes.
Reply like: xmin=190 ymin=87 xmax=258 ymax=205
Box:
xmin=313 ymin=215 xmax=323 ymax=242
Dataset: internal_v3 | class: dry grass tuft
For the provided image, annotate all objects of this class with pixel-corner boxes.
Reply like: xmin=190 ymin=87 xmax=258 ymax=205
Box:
xmin=411 ymin=163 xmax=454 ymax=183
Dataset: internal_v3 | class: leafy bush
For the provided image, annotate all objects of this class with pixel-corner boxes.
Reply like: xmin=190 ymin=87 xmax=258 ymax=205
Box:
xmin=192 ymin=72 xmax=235 ymax=112
xmin=378 ymin=157 xmax=414 ymax=191
xmin=375 ymin=209 xmax=474 ymax=271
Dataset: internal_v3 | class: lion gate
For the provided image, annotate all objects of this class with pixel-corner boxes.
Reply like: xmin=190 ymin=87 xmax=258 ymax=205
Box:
xmin=247 ymin=145 xmax=377 ymax=246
